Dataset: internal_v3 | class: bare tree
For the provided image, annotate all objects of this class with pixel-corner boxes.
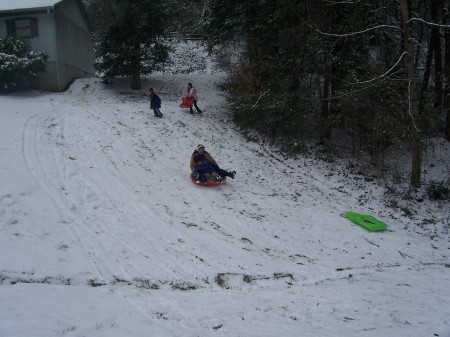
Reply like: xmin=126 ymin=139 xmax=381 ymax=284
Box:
xmin=445 ymin=3 xmax=450 ymax=140
xmin=400 ymin=0 xmax=422 ymax=187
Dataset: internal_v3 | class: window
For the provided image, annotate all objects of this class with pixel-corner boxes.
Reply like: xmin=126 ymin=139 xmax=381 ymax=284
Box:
xmin=6 ymin=18 xmax=38 ymax=39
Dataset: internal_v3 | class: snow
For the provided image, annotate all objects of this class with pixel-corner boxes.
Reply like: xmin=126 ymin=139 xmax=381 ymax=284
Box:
xmin=0 ymin=1 xmax=62 ymax=12
xmin=0 ymin=70 xmax=449 ymax=337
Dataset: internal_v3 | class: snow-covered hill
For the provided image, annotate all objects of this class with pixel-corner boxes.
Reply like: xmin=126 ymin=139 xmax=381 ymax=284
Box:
xmin=0 ymin=73 xmax=449 ymax=337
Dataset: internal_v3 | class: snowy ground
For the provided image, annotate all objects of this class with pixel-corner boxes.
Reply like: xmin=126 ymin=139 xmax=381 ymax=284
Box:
xmin=0 ymin=71 xmax=449 ymax=337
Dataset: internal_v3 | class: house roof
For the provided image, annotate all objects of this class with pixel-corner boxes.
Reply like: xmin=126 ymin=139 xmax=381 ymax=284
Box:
xmin=0 ymin=0 xmax=93 ymax=32
xmin=0 ymin=0 xmax=63 ymax=12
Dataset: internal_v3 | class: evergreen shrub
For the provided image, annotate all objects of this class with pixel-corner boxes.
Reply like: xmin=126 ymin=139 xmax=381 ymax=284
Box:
xmin=0 ymin=36 xmax=48 ymax=92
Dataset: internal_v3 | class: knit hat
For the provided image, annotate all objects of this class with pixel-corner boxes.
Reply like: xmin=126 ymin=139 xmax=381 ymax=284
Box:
xmin=196 ymin=144 xmax=205 ymax=151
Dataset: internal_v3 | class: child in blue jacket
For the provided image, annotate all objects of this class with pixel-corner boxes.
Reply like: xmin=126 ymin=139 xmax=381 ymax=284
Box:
xmin=148 ymin=88 xmax=163 ymax=118
xmin=193 ymin=155 xmax=222 ymax=182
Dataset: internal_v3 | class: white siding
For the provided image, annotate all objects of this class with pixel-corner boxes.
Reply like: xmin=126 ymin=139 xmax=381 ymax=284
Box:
xmin=1 ymin=0 xmax=94 ymax=91
xmin=0 ymin=13 xmax=57 ymax=60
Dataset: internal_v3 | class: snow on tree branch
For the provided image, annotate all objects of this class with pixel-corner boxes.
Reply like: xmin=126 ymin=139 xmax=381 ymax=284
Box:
xmin=307 ymin=23 xmax=401 ymax=38
xmin=348 ymin=52 xmax=407 ymax=85
xmin=252 ymin=89 xmax=271 ymax=108
xmin=407 ymin=80 xmax=422 ymax=132
xmin=319 ymin=52 xmax=407 ymax=101
xmin=408 ymin=17 xmax=450 ymax=29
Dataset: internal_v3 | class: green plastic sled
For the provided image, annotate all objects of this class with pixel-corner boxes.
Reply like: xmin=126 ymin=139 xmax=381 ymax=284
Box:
xmin=345 ymin=212 xmax=388 ymax=232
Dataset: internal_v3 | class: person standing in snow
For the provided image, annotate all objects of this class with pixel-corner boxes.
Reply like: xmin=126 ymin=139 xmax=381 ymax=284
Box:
xmin=190 ymin=144 xmax=235 ymax=180
xmin=148 ymin=88 xmax=163 ymax=118
xmin=187 ymin=83 xmax=203 ymax=114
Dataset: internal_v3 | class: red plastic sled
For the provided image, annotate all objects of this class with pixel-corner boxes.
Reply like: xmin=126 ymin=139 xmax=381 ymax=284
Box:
xmin=179 ymin=96 xmax=194 ymax=108
xmin=191 ymin=175 xmax=226 ymax=187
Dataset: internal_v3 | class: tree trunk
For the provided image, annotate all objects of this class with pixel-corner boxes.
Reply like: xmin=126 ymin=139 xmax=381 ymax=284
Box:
xmin=444 ymin=3 xmax=450 ymax=140
xmin=400 ymin=0 xmax=422 ymax=188
xmin=319 ymin=74 xmax=331 ymax=144
xmin=131 ymin=39 xmax=141 ymax=90
xmin=432 ymin=0 xmax=443 ymax=107
xmin=131 ymin=65 xmax=141 ymax=90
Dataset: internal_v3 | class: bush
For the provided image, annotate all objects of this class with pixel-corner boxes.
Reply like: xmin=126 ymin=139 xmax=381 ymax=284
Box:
xmin=426 ymin=181 xmax=450 ymax=201
xmin=0 ymin=36 xmax=48 ymax=92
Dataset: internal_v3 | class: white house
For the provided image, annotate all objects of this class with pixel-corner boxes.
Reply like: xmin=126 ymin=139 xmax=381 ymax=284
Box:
xmin=0 ymin=0 xmax=95 ymax=91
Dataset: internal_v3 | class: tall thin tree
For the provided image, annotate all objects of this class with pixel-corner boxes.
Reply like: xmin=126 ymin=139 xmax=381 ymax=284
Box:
xmin=444 ymin=2 xmax=450 ymax=140
xmin=400 ymin=0 xmax=422 ymax=187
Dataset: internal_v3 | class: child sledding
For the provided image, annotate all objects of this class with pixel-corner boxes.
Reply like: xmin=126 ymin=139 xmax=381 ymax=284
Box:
xmin=190 ymin=144 xmax=236 ymax=186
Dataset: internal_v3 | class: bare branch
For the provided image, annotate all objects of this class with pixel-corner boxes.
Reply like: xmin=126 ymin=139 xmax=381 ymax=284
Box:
xmin=407 ymin=80 xmax=422 ymax=132
xmin=398 ymin=250 xmax=414 ymax=259
xmin=409 ymin=17 xmax=450 ymax=29
xmin=363 ymin=236 xmax=380 ymax=247
xmin=324 ymin=0 xmax=363 ymax=4
xmin=348 ymin=52 xmax=407 ymax=85
xmin=252 ymin=89 xmax=271 ymax=108
xmin=320 ymin=67 xmax=406 ymax=102
xmin=307 ymin=22 xmax=401 ymax=38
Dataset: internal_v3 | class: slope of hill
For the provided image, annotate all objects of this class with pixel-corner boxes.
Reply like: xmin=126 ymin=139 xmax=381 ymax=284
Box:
xmin=0 ymin=73 xmax=449 ymax=337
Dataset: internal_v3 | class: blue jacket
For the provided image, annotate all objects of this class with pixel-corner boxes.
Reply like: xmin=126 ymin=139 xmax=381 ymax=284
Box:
xmin=150 ymin=93 xmax=161 ymax=109
xmin=194 ymin=159 xmax=217 ymax=175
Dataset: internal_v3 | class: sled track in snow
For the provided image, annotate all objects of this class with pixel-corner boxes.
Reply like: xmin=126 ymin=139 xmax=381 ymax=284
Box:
xmin=21 ymin=108 xmax=178 ymax=283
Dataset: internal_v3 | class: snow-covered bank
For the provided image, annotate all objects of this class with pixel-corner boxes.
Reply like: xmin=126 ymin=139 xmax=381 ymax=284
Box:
xmin=0 ymin=74 xmax=449 ymax=337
